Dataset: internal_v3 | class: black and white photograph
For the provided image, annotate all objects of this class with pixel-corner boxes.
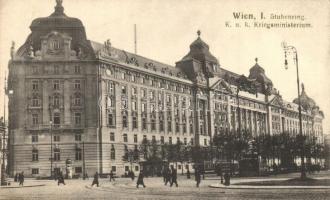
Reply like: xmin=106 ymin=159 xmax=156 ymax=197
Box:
xmin=0 ymin=0 xmax=329 ymax=199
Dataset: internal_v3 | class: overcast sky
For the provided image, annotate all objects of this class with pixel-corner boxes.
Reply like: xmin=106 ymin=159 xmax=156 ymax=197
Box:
xmin=0 ymin=0 xmax=329 ymax=134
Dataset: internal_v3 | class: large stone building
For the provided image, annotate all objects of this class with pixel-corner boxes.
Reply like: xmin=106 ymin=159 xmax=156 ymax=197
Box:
xmin=7 ymin=1 xmax=324 ymax=177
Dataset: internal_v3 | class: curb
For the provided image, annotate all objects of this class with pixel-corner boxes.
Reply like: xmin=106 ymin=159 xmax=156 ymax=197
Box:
xmin=209 ymin=184 xmax=330 ymax=189
xmin=0 ymin=184 xmax=46 ymax=189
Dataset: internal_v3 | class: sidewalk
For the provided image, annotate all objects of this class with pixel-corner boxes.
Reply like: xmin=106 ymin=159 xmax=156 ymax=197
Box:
xmin=209 ymin=177 xmax=330 ymax=189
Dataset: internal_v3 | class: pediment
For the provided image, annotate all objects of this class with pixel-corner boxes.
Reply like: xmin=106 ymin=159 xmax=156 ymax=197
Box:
xmin=211 ymin=79 xmax=233 ymax=94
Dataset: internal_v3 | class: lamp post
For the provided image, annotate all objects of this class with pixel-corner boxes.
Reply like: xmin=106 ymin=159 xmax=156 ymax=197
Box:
xmin=50 ymin=120 xmax=53 ymax=179
xmin=282 ymin=42 xmax=306 ymax=180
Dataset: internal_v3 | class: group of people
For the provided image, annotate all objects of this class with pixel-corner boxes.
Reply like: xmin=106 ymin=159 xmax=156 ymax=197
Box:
xmin=162 ymin=165 xmax=179 ymax=187
xmin=14 ymin=171 xmax=24 ymax=186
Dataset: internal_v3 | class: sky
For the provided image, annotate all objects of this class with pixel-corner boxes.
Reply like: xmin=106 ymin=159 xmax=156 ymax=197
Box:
xmin=0 ymin=0 xmax=329 ymax=134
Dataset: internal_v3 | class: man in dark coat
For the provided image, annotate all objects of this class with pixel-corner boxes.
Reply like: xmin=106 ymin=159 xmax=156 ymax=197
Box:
xmin=130 ymin=170 xmax=135 ymax=181
xmin=170 ymin=166 xmax=178 ymax=187
xmin=224 ymin=172 xmax=230 ymax=186
xmin=18 ymin=171 xmax=24 ymax=186
xmin=57 ymin=171 xmax=66 ymax=186
xmin=109 ymin=170 xmax=115 ymax=182
xmin=195 ymin=168 xmax=201 ymax=187
xmin=136 ymin=171 xmax=146 ymax=188
xmin=91 ymin=172 xmax=99 ymax=187
xmin=187 ymin=169 xmax=191 ymax=179
xmin=164 ymin=167 xmax=171 ymax=186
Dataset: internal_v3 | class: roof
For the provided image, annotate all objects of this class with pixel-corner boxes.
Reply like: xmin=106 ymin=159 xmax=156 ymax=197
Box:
xmin=90 ymin=40 xmax=189 ymax=80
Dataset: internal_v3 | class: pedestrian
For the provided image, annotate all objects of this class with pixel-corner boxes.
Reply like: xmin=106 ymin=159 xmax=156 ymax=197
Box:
xmin=187 ymin=169 xmax=191 ymax=179
xmin=14 ymin=173 xmax=18 ymax=182
xmin=130 ymin=170 xmax=135 ymax=181
xmin=224 ymin=172 xmax=230 ymax=186
xmin=195 ymin=168 xmax=201 ymax=187
xmin=109 ymin=170 xmax=115 ymax=182
xmin=170 ymin=166 xmax=178 ymax=187
xmin=91 ymin=172 xmax=99 ymax=187
xmin=57 ymin=171 xmax=66 ymax=186
xmin=164 ymin=167 xmax=171 ymax=186
xmin=18 ymin=171 xmax=24 ymax=186
xmin=136 ymin=171 xmax=146 ymax=188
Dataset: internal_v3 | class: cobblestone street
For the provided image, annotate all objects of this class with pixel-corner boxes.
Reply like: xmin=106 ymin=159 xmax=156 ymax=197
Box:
xmin=1 ymin=174 xmax=330 ymax=200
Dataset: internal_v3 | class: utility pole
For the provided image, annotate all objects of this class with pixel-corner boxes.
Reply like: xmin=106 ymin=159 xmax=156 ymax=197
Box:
xmin=82 ymin=141 xmax=86 ymax=180
xmin=1 ymin=72 xmax=7 ymax=186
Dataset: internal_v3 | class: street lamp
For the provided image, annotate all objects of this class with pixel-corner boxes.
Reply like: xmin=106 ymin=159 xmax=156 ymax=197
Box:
xmin=50 ymin=120 xmax=53 ymax=179
xmin=282 ymin=41 xmax=306 ymax=180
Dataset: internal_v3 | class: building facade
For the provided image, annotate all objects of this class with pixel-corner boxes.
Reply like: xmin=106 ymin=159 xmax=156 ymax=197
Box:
xmin=7 ymin=1 xmax=324 ymax=177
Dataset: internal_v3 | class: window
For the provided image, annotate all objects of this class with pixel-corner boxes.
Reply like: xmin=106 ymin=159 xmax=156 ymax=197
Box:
xmin=142 ymin=118 xmax=147 ymax=130
xmin=74 ymin=113 xmax=81 ymax=125
xmin=132 ymin=116 xmax=138 ymax=129
xmin=152 ymin=135 xmax=156 ymax=142
xmin=132 ymin=102 xmax=137 ymax=111
xmin=134 ymin=134 xmax=138 ymax=143
xmin=75 ymin=133 xmax=81 ymax=141
xmin=123 ymin=134 xmax=128 ymax=142
xmin=74 ymin=65 xmax=81 ymax=74
xmin=110 ymin=146 xmax=115 ymax=160
xmin=143 ymin=135 xmax=147 ymax=140
xmin=32 ymin=134 xmax=38 ymax=143
xmin=125 ymin=166 xmax=129 ymax=172
xmin=112 ymin=166 xmax=117 ymax=172
xmin=32 ymin=149 xmax=38 ymax=161
xmin=54 ymin=148 xmax=60 ymax=161
xmin=110 ymin=132 xmax=115 ymax=141
xmin=32 ymin=168 xmax=39 ymax=175
xmin=121 ymin=86 xmax=127 ymax=94
xmin=53 ymin=113 xmax=60 ymax=126
xmin=159 ymin=120 xmax=164 ymax=132
xmin=141 ymin=103 xmax=146 ymax=112
xmin=53 ymin=80 xmax=60 ymax=90
xmin=169 ymin=137 xmax=172 ymax=144
xmin=177 ymin=137 xmax=180 ymax=144
xmin=74 ymin=80 xmax=81 ymax=90
xmin=75 ymin=148 xmax=82 ymax=161
xmin=108 ymin=113 xmax=114 ymax=126
xmin=32 ymin=66 xmax=38 ymax=74
xmin=75 ymin=167 xmax=82 ymax=173
xmin=142 ymin=89 xmax=146 ymax=98
xmin=132 ymin=87 xmax=137 ymax=96
xmin=204 ymin=139 xmax=207 ymax=146
xmin=121 ymin=72 xmax=125 ymax=80
xmin=131 ymin=75 xmax=136 ymax=82
xmin=54 ymin=65 xmax=60 ymax=74
xmin=32 ymin=81 xmax=38 ymax=90
xmin=122 ymin=115 xmax=128 ymax=128
xmin=32 ymin=114 xmax=39 ymax=125
xmin=74 ymin=96 xmax=81 ymax=106
xmin=54 ymin=135 xmax=60 ymax=142
xmin=151 ymin=119 xmax=156 ymax=131
xmin=168 ymin=121 xmax=172 ymax=132
xmin=178 ymin=165 xmax=181 ymax=170
xmin=32 ymin=97 xmax=39 ymax=107
xmin=135 ymin=166 xmax=139 ymax=171
xmin=150 ymin=91 xmax=155 ymax=100
xmin=176 ymin=122 xmax=180 ymax=133
xmin=53 ymin=96 xmax=60 ymax=107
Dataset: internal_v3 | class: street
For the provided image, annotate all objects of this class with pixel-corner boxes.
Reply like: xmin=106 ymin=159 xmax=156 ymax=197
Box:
xmin=1 ymin=174 xmax=330 ymax=200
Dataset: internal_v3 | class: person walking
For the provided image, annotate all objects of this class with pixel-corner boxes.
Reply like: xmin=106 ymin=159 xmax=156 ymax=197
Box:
xmin=224 ymin=172 xmax=230 ymax=186
xmin=164 ymin=167 xmax=171 ymax=186
xmin=136 ymin=171 xmax=146 ymax=188
xmin=187 ymin=169 xmax=191 ymax=179
xmin=109 ymin=170 xmax=115 ymax=182
xmin=18 ymin=171 xmax=24 ymax=186
xmin=57 ymin=171 xmax=66 ymax=186
xmin=130 ymin=170 xmax=135 ymax=181
xmin=195 ymin=168 xmax=201 ymax=187
xmin=91 ymin=172 xmax=99 ymax=187
xmin=170 ymin=166 xmax=178 ymax=187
